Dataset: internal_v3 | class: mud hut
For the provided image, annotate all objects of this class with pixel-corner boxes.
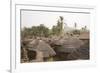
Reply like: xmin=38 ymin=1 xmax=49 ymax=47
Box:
xmin=77 ymin=32 xmax=90 ymax=60
xmin=36 ymin=40 xmax=56 ymax=61
xmin=27 ymin=39 xmax=56 ymax=62
xmin=57 ymin=37 xmax=84 ymax=53
xmin=52 ymin=37 xmax=84 ymax=61
xmin=79 ymin=32 xmax=89 ymax=44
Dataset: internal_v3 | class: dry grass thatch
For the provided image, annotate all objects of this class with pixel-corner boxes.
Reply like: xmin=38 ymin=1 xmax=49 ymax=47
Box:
xmin=53 ymin=37 xmax=84 ymax=53
xmin=36 ymin=40 xmax=56 ymax=57
xmin=28 ymin=39 xmax=56 ymax=58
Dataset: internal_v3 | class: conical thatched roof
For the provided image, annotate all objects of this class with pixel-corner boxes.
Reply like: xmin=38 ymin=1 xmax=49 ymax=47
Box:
xmin=36 ymin=40 xmax=56 ymax=57
xmin=54 ymin=37 xmax=84 ymax=53
xmin=55 ymin=37 xmax=83 ymax=46
xmin=28 ymin=39 xmax=56 ymax=57
xmin=63 ymin=37 xmax=84 ymax=48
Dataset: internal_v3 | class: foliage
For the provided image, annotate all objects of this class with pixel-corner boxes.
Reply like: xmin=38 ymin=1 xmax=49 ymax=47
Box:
xmin=51 ymin=16 xmax=64 ymax=35
xmin=21 ymin=24 xmax=50 ymax=39
xmin=21 ymin=16 xmax=88 ymax=38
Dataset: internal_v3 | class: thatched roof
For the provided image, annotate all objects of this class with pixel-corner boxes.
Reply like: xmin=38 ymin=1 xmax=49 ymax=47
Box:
xmin=55 ymin=37 xmax=83 ymax=46
xmin=36 ymin=40 xmax=56 ymax=57
xmin=54 ymin=37 xmax=84 ymax=53
xmin=67 ymin=47 xmax=89 ymax=60
xmin=28 ymin=39 xmax=56 ymax=57
xmin=79 ymin=32 xmax=89 ymax=40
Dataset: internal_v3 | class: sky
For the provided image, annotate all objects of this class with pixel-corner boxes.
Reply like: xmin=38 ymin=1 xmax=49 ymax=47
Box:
xmin=21 ymin=10 xmax=90 ymax=29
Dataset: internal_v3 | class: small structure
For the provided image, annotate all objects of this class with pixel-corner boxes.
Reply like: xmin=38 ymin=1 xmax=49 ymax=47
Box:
xmin=79 ymin=32 xmax=89 ymax=43
xmin=27 ymin=39 xmax=56 ymax=62
xmin=36 ymin=40 xmax=56 ymax=61
xmin=66 ymin=32 xmax=90 ymax=60
xmin=54 ymin=37 xmax=83 ymax=51
xmin=52 ymin=37 xmax=84 ymax=61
